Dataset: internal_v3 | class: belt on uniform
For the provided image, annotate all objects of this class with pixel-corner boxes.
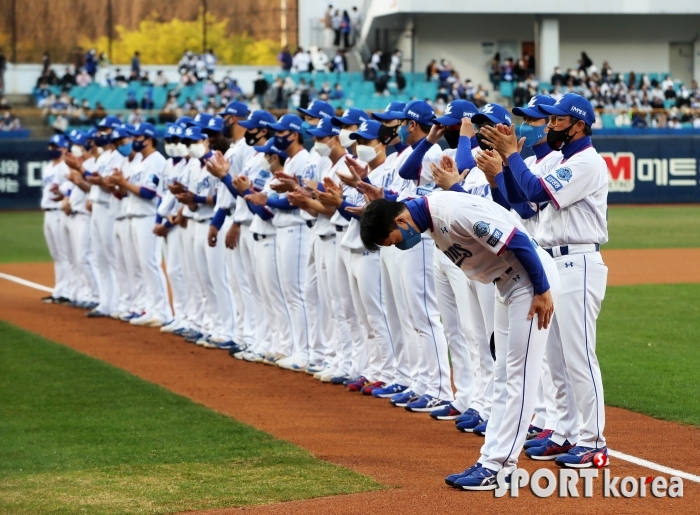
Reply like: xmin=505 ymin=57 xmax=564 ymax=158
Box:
xmin=319 ymin=233 xmax=336 ymax=241
xmin=253 ymin=233 xmax=270 ymax=241
xmin=195 ymin=217 xmax=213 ymax=223
xmin=306 ymin=220 xmax=316 ymax=229
xmin=335 ymin=225 xmax=346 ymax=232
xmin=43 ymin=208 xmax=58 ymax=211
xmin=544 ymin=243 xmax=600 ymax=258
xmin=493 ymin=267 xmax=513 ymax=284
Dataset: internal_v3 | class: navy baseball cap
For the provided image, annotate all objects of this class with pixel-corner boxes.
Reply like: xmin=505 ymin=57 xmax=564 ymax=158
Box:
xmin=269 ymin=114 xmax=303 ymax=132
xmin=537 ymin=93 xmax=596 ymax=126
xmin=238 ymin=110 xmax=277 ymax=130
xmin=512 ymin=95 xmax=556 ymax=119
xmin=49 ymin=134 xmax=69 ymax=148
xmin=111 ymin=125 xmax=132 ymax=141
xmin=433 ymin=100 xmax=478 ymax=126
xmin=308 ymin=117 xmax=341 ymax=138
xmin=97 ymin=115 xmax=122 ymax=129
xmin=129 ymin=122 xmax=157 ymax=138
xmin=253 ymin=139 xmax=289 ymax=159
xmin=396 ymin=100 xmax=435 ymax=126
xmin=350 ymin=120 xmax=382 ymax=140
xmin=194 ymin=113 xmax=214 ymax=128
xmin=182 ymin=125 xmax=207 ymax=142
xmin=219 ymin=101 xmax=250 ymax=117
xmin=202 ymin=116 xmax=224 ymax=132
xmin=371 ymin=101 xmax=407 ymax=121
xmin=331 ymin=108 xmax=370 ymax=127
xmin=471 ymin=103 xmax=512 ymax=127
xmin=175 ymin=116 xmax=196 ymax=129
xmin=298 ymin=99 xmax=335 ymax=119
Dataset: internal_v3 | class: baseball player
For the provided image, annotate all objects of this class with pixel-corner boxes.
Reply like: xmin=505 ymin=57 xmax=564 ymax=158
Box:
xmin=40 ymin=134 xmax=71 ymax=304
xmin=331 ymin=108 xmax=370 ymax=156
xmin=359 ymin=191 xmax=560 ymax=489
xmin=85 ymin=115 xmax=123 ymax=318
xmin=479 ymin=93 xmax=610 ymax=468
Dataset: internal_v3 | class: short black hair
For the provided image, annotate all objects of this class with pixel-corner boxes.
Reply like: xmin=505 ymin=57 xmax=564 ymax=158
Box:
xmin=360 ymin=199 xmax=407 ymax=252
xmin=584 ymin=124 xmax=592 ymax=135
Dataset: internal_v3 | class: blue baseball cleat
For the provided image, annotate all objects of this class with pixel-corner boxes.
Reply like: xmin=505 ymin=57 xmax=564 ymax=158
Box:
xmin=405 ymin=394 xmax=450 ymax=413
xmin=390 ymin=389 xmax=418 ymax=407
xmin=330 ymin=374 xmax=351 ymax=385
xmin=526 ymin=424 xmax=544 ymax=440
xmin=445 ymin=462 xmax=481 ymax=487
xmin=456 ymin=414 xmax=485 ymax=433
xmin=455 ymin=408 xmax=480 ymax=424
xmin=555 ymin=446 xmax=609 ymax=468
xmin=430 ymin=403 xmax=462 ymax=420
xmin=371 ymin=383 xmax=408 ymax=398
xmin=525 ymin=439 xmax=575 ymax=460
xmin=454 ymin=466 xmax=504 ymax=491
xmin=472 ymin=421 xmax=488 ymax=436
xmin=523 ymin=429 xmax=554 ymax=449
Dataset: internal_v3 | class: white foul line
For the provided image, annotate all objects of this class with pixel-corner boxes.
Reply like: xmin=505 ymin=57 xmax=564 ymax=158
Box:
xmin=0 ymin=272 xmax=53 ymax=293
xmin=1 ymin=270 xmax=700 ymax=483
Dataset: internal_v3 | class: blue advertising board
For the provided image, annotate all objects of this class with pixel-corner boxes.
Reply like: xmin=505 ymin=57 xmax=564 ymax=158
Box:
xmin=0 ymin=136 xmax=699 ymax=210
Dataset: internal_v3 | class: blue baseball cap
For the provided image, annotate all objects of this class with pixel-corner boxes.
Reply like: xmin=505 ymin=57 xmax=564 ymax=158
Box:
xmin=164 ymin=123 xmax=178 ymax=140
xmin=202 ymin=116 xmax=224 ymax=132
xmin=297 ymin=99 xmax=335 ymax=119
xmin=97 ymin=115 xmax=122 ymax=129
xmin=537 ymin=93 xmax=596 ymax=126
xmin=371 ymin=101 xmax=407 ymax=121
xmin=49 ymin=134 xmax=69 ymax=148
xmin=331 ymin=108 xmax=370 ymax=127
xmin=512 ymin=95 xmax=556 ymax=119
xmin=471 ymin=103 xmax=512 ymax=127
xmin=173 ymin=126 xmax=185 ymax=138
xmin=175 ymin=116 xmax=196 ymax=129
xmin=350 ymin=120 xmax=382 ymax=140
xmin=238 ymin=110 xmax=277 ymax=130
xmin=433 ymin=100 xmax=478 ymax=126
xmin=307 ymin=117 xmax=341 ymax=138
xmin=181 ymin=125 xmax=207 ymax=142
xmin=219 ymin=101 xmax=250 ymax=117
xmin=67 ymin=130 xmax=88 ymax=146
xmin=111 ymin=125 xmax=132 ymax=141
xmin=269 ymin=114 xmax=303 ymax=132
xmin=194 ymin=113 xmax=214 ymax=128
xmin=129 ymin=122 xmax=157 ymax=138
xmin=395 ymin=100 xmax=435 ymax=126
xmin=86 ymin=127 xmax=97 ymax=139
xmin=253 ymin=139 xmax=288 ymax=159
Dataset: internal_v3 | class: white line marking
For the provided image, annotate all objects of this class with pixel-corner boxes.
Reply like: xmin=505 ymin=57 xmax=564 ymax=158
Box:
xmin=609 ymin=449 xmax=700 ymax=483
xmin=1 ymin=271 xmax=700 ymax=483
xmin=0 ymin=272 xmax=53 ymax=293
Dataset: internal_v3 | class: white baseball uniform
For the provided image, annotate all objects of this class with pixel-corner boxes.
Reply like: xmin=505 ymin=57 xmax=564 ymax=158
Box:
xmin=41 ymin=159 xmax=71 ymax=299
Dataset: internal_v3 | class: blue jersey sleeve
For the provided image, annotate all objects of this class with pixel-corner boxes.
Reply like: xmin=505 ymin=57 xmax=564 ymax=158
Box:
xmin=506 ymin=153 xmax=550 ymax=203
xmin=455 ymin=136 xmax=476 ymax=172
xmin=398 ymin=138 xmax=431 ymax=180
xmin=505 ymin=230 xmax=550 ymax=295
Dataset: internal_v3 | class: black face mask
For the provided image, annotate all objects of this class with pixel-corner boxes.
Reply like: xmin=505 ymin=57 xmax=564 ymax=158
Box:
xmin=244 ymin=129 xmax=261 ymax=146
xmin=443 ymin=129 xmax=460 ymax=149
xmin=546 ymin=123 xmax=576 ymax=151
xmin=476 ymin=133 xmax=492 ymax=151
xmin=377 ymin=124 xmax=399 ymax=146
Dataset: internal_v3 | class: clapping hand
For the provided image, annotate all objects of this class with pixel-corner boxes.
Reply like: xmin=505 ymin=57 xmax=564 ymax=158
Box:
xmin=429 ymin=155 xmax=468 ymax=191
xmin=205 ymin=151 xmax=230 ymax=178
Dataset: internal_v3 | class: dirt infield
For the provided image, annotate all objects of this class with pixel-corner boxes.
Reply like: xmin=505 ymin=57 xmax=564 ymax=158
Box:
xmin=1 ymin=260 xmax=699 ymax=514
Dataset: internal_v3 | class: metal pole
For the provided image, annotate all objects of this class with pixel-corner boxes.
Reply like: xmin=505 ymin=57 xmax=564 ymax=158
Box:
xmin=107 ymin=0 xmax=113 ymax=61
xmin=202 ymin=0 xmax=208 ymax=54
xmin=11 ymin=0 xmax=17 ymax=62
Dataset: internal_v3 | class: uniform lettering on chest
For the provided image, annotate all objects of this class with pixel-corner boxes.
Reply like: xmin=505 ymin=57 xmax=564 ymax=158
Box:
xmin=443 ymin=243 xmax=473 ymax=267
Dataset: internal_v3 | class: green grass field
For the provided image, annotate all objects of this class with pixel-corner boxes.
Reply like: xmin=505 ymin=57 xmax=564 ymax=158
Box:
xmin=2 ymin=206 xmax=699 ymax=263
xmin=0 ymin=322 xmax=381 ymax=515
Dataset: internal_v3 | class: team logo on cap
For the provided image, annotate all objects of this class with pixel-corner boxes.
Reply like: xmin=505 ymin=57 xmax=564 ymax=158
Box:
xmin=343 ymin=109 xmax=352 ymax=118
xmin=185 ymin=128 xmax=195 ymax=137
xmin=528 ymin=97 xmax=538 ymax=107
xmin=208 ymin=118 xmax=217 ymax=126
xmin=358 ymin=122 xmax=369 ymax=133
xmin=482 ymin=104 xmax=494 ymax=114
xmin=570 ymin=106 xmax=587 ymax=117
xmin=555 ymin=167 xmax=573 ymax=182
xmin=473 ymin=221 xmax=490 ymax=238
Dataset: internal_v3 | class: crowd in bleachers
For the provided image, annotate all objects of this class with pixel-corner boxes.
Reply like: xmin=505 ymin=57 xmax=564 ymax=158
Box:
xmin=0 ymin=97 xmax=22 ymax=132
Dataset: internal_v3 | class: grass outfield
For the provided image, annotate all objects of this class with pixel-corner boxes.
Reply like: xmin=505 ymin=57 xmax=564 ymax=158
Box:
xmin=1 ymin=206 xmax=699 ymax=263
xmin=598 ymin=283 xmax=700 ymax=426
xmin=0 ymin=321 xmax=381 ymax=515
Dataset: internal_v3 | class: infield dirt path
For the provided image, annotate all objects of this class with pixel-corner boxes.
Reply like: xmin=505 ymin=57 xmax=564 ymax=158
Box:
xmin=1 ymin=259 xmax=699 ymax=515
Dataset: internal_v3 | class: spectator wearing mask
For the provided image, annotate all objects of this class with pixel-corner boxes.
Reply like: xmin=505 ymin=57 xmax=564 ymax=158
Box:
xmin=85 ymin=49 xmax=98 ymax=78
xmin=254 ymin=71 xmax=269 ymax=109
xmin=341 ymin=10 xmax=352 ymax=48
xmin=390 ymin=49 xmax=402 ymax=76
xmin=131 ymin=52 xmax=141 ymax=78
xmin=60 ymin=67 xmax=77 ymax=88
xmin=332 ymin=49 xmax=347 ymax=73
xmin=292 ymin=48 xmax=311 ymax=73
xmin=279 ymin=46 xmax=293 ymax=72
xmin=76 ymin=69 xmax=92 ymax=87
xmin=332 ymin=10 xmax=343 ymax=47
xmin=350 ymin=7 xmax=362 ymax=46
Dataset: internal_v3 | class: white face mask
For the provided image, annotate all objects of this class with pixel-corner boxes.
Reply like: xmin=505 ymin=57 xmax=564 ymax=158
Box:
xmin=313 ymin=140 xmax=333 ymax=157
xmin=188 ymin=143 xmax=207 ymax=159
xmin=176 ymin=142 xmax=189 ymax=157
xmin=96 ymin=146 xmax=104 ymax=155
xmin=338 ymin=129 xmax=354 ymax=148
xmin=356 ymin=143 xmax=381 ymax=163
xmin=260 ymin=157 xmax=272 ymax=172
xmin=70 ymin=145 xmax=84 ymax=158
xmin=164 ymin=143 xmax=176 ymax=157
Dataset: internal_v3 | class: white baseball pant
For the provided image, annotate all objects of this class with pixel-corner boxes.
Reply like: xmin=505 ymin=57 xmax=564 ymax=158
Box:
xmin=114 ymin=217 xmax=143 ymax=315
xmin=238 ymin=224 xmax=266 ymax=350
xmin=433 ymin=249 xmax=474 ymax=413
xmin=67 ymin=213 xmax=98 ymax=303
xmin=58 ymin=213 xmax=78 ymax=301
xmin=304 ymin=231 xmax=324 ymax=365
xmin=89 ymin=203 xmax=119 ymax=314
xmin=333 ymin=239 xmax=365 ymax=377
xmin=479 ymin=249 xmax=560 ymax=474
xmin=222 ymin=218 xmax=256 ymax=347
xmin=162 ymin=225 xmax=188 ymax=329
xmin=548 ymin=252 xmax=608 ymax=449
xmin=317 ymin=235 xmax=346 ymax=368
xmin=395 ymin=237 xmax=453 ymax=401
xmin=180 ymin=220 xmax=208 ymax=333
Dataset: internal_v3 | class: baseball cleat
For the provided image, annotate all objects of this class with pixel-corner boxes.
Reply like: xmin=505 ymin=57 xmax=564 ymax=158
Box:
xmin=184 ymin=332 xmax=204 ymax=343
xmin=227 ymin=343 xmax=247 ymax=357
xmin=41 ymin=295 xmax=56 ymax=304
xmin=405 ymin=394 xmax=450 ymax=413
xmin=160 ymin=321 xmax=181 ymax=333
xmin=330 ymin=374 xmax=352 ymax=385
xmin=456 ymin=414 xmax=485 ymax=433
xmin=305 ymin=361 xmax=327 ymax=375
xmin=241 ymin=351 xmax=264 ymax=363
xmin=472 ymin=421 xmax=488 ymax=436
xmin=130 ymin=315 xmax=164 ymax=327
xmin=523 ymin=429 xmax=554 ymax=449
xmin=525 ymin=439 xmax=575 ymax=460
xmin=455 ymin=408 xmax=480 ymax=424
xmin=555 ymin=446 xmax=609 ymax=468
xmin=371 ymin=383 xmax=408 ymax=398
xmin=361 ymin=381 xmax=385 ymax=396
xmin=86 ymin=309 xmax=109 ymax=318
xmin=430 ymin=403 xmax=462 ymax=420
xmin=454 ymin=466 xmax=504 ymax=491
xmin=54 ymin=297 xmax=72 ymax=305
xmin=445 ymin=462 xmax=481 ymax=487
xmin=526 ymin=424 xmax=544 ymax=440
xmin=214 ymin=340 xmax=236 ymax=350
xmin=119 ymin=311 xmax=138 ymax=322
xmin=262 ymin=353 xmax=286 ymax=366
xmin=390 ymin=389 xmax=419 ymax=408
xmin=346 ymin=376 xmax=369 ymax=392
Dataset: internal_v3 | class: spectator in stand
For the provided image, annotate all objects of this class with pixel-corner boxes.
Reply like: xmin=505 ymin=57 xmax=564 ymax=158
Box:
xmin=253 ymin=71 xmax=268 ymax=108
xmin=330 ymin=82 xmax=344 ymax=100
xmin=435 ymin=87 xmax=449 ymax=104
xmin=664 ymin=83 xmax=677 ymax=100
xmin=131 ymin=51 xmax=141 ymax=78
xmin=0 ymin=49 xmax=6 ymax=94
xmin=292 ymin=48 xmax=311 ymax=73
xmin=125 ymin=91 xmax=138 ymax=110
xmin=367 ymin=50 xmax=382 ymax=80
xmin=60 ymin=67 xmax=77 ymax=88
xmin=631 ymin=112 xmax=648 ymax=128
xmin=140 ymin=71 xmax=152 ymax=85
xmin=513 ymin=81 xmax=528 ymax=107
xmin=128 ymin=108 xmax=144 ymax=125
xmin=202 ymin=79 xmax=217 ymax=97
xmin=332 ymin=49 xmax=347 ymax=73
xmin=204 ymin=49 xmax=217 ymax=75
xmin=269 ymin=77 xmax=288 ymax=109
xmin=114 ymin=68 xmax=128 ymax=86
xmin=501 ymin=58 xmax=514 ymax=82
xmin=550 ymin=66 xmax=565 ymax=86
xmin=42 ymin=52 xmax=51 ymax=74
xmin=85 ymin=49 xmax=98 ymax=78
xmin=311 ymin=47 xmax=329 ymax=72
xmin=154 ymin=70 xmax=168 ymax=87
xmin=341 ymin=10 xmax=352 ymax=48
xmin=488 ymin=52 xmax=500 ymax=90
xmin=426 ymin=59 xmax=438 ymax=81
xmin=350 ymin=6 xmax=362 ymax=46
xmin=90 ymin=102 xmax=106 ymax=123
xmin=578 ymin=51 xmax=593 ymax=75
xmin=141 ymin=90 xmax=154 ymax=110
xmin=332 ymin=9 xmax=342 ymax=46
xmin=279 ymin=46 xmax=293 ymax=72
xmin=374 ymin=72 xmax=389 ymax=96
xmin=76 ymin=69 xmax=92 ymax=87
xmin=322 ymin=5 xmax=334 ymax=48
xmin=159 ymin=95 xmax=179 ymax=123
xmin=98 ymin=52 xmax=110 ymax=67
xmin=473 ymin=84 xmax=489 ymax=107
xmin=389 ymin=49 xmax=402 ymax=76
xmin=0 ymin=107 xmax=21 ymax=131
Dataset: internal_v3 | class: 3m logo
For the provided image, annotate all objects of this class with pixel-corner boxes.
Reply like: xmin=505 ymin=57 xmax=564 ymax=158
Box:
xmin=601 ymin=152 xmax=635 ymax=192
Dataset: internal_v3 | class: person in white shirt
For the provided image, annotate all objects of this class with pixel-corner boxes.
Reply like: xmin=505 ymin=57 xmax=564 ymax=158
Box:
xmin=40 ymin=134 xmax=72 ymax=304
xmin=292 ymin=48 xmax=311 ymax=73
xmin=359 ymin=191 xmax=560 ymax=490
